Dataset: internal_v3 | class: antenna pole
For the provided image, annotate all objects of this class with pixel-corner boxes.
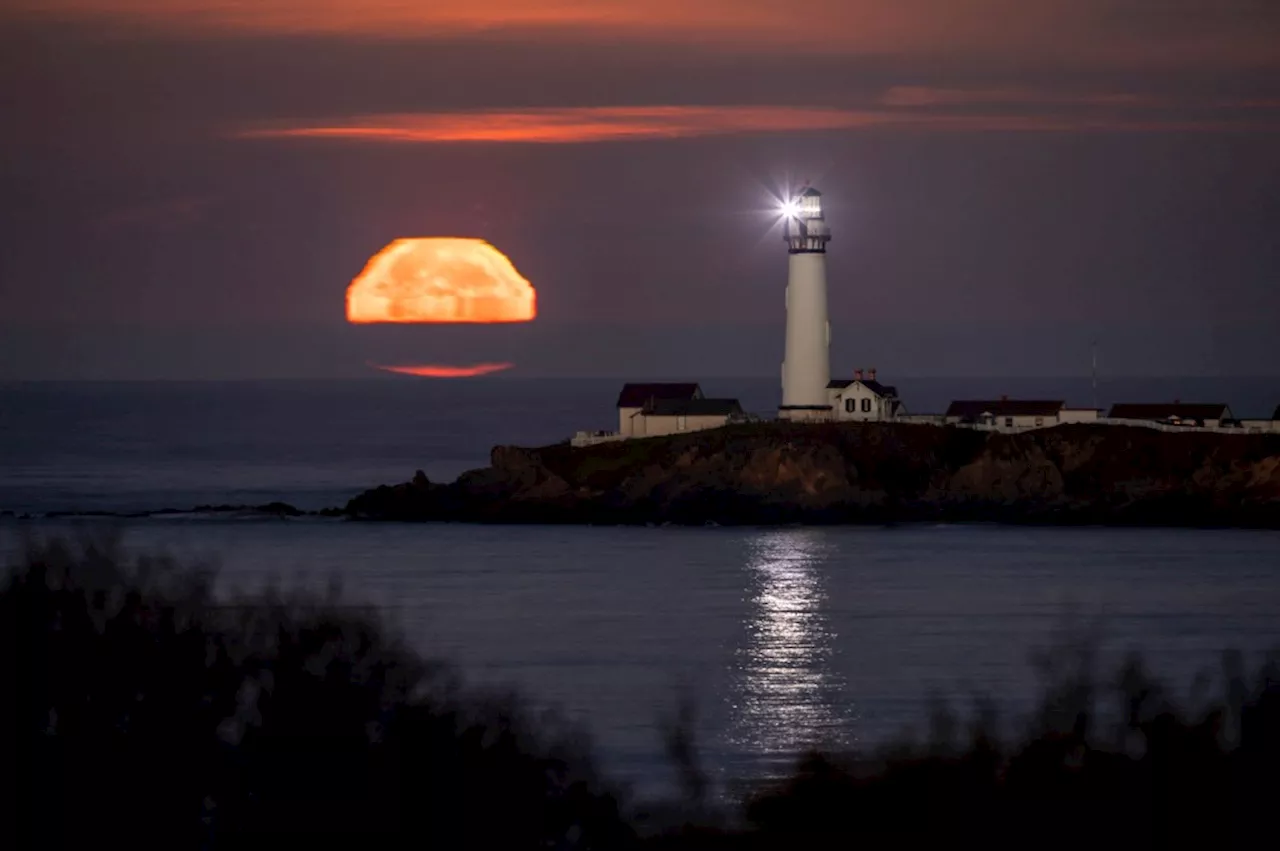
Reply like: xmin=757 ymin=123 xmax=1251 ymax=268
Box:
xmin=1091 ymin=338 xmax=1099 ymax=412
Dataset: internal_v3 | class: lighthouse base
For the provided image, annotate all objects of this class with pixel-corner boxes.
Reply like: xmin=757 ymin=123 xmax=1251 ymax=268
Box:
xmin=778 ymin=404 xmax=832 ymax=422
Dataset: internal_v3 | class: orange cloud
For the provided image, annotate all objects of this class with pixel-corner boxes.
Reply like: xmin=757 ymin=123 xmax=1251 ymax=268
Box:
xmin=242 ymin=104 xmax=1279 ymax=146
xmin=5 ymin=1 xmax=839 ymax=42
xmin=14 ymin=1 xmax=1280 ymax=68
xmin=240 ymin=106 xmax=876 ymax=145
xmin=347 ymin=238 xmax=536 ymax=324
xmin=10 ymin=0 xmax=718 ymax=34
xmin=373 ymin=362 xmax=514 ymax=378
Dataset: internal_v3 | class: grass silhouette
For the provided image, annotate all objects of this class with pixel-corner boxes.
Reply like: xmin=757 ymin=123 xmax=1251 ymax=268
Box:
xmin=2 ymin=535 xmax=1276 ymax=849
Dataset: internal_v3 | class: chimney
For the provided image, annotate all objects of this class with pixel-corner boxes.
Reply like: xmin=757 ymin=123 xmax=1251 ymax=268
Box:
xmin=869 ymin=368 xmax=877 ymax=381
xmin=854 ymin=369 xmax=863 ymax=380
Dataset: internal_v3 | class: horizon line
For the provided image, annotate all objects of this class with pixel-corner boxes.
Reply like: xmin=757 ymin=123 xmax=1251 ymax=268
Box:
xmin=4 ymin=373 xmax=1279 ymax=384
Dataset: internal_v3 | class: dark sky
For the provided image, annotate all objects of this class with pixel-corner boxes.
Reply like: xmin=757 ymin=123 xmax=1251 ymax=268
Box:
xmin=2 ymin=1 xmax=1278 ymax=379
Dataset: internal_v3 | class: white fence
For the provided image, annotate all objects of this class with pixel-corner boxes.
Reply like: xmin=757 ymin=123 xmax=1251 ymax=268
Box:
xmin=904 ymin=417 xmax=1276 ymax=436
xmin=569 ymin=416 xmax=1277 ymax=447
xmin=570 ymin=431 xmax=629 ymax=448
xmin=1094 ymin=418 xmax=1277 ymax=435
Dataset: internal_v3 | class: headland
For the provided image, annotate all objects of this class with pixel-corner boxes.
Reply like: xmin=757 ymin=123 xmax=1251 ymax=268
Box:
xmin=344 ymin=422 xmax=1280 ymax=528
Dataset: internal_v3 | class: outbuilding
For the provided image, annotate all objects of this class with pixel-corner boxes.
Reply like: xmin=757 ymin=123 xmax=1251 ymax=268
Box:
xmin=629 ymin=398 xmax=744 ymax=437
xmin=945 ymin=399 xmax=1067 ymax=431
xmin=1107 ymin=403 xmax=1234 ymax=428
xmin=616 ymin=383 xmax=703 ymax=436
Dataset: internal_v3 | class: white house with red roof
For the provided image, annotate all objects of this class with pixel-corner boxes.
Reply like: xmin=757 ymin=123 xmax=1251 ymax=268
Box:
xmin=826 ymin=369 xmax=905 ymax=422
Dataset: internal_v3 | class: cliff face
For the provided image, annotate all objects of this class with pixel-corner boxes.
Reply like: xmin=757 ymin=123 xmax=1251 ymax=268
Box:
xmin=344 ymin=423 xmax=1280 ymax=527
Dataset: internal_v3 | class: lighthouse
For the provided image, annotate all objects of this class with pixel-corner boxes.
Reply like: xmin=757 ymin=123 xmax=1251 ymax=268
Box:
xmin=779 ymin=187 xmax=832 ymax=420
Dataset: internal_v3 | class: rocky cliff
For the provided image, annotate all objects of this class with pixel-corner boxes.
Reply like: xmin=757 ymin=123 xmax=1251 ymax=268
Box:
xmin=344 ymin=423 xmax=1280 ymax=527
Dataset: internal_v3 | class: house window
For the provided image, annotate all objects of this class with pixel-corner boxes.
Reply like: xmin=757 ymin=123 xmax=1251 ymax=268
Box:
xmin=1005 ymin=417 xmax=1014 ymax=428
xmin=861 ymin=398 xmax=872 ymax=413
xmin=845 ymin=398 xmax=856 ymax=413
xmin=1035 ymin=417 xmax=1044 ymax=427
xmin=677 ymin=415 xmax=687 ymax=431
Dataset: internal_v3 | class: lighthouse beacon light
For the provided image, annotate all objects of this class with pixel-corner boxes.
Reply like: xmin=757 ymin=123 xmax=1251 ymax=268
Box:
xmin=778 ymin=186 xmax=833 ymax=421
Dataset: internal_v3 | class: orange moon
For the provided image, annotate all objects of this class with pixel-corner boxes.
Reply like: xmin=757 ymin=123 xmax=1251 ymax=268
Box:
xmin=347 ymin=238 xmax=536 ymax=323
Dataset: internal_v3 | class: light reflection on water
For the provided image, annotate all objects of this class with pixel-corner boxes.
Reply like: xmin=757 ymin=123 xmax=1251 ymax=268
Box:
xmin=724 ymin=530 xmax=854 ymax=776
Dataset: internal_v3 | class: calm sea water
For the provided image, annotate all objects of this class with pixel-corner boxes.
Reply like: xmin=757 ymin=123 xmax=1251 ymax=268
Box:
xmin=2 ymin=379 xmax=1279 ymax=795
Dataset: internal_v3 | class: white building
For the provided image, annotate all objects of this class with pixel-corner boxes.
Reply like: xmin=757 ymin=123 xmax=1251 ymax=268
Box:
xmin=827 ymin=369 xmax=905 ymax=421
xmin=779 ymin=187 xmax=832 ymax=421
xmin=616 ymin=383 xmax=704 ymax=436
xmin=566 ymin=382 xmax=743 ymax=445
xmin=944 ymin=399 xmax=1099 ymax=432
xmin=628 ymin=398 xmax=744 ymax=437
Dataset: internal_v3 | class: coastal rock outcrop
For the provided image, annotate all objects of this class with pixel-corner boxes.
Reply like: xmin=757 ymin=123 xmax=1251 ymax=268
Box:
xmin=343 ymin=423 xmax=1280 ymax=527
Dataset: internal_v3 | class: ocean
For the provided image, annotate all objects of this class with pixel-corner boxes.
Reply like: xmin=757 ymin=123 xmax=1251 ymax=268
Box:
xmin=2 ymin=377 xmax=1279 ymax=796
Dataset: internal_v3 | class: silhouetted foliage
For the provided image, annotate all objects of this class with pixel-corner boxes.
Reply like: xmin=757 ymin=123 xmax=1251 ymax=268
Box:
xmin=3 ymin=536 xmax=1277 ymax=850
xmin=1 ymin=536 xmax=630 ymax=849
xmin=654 ymin=644 xmax=1280 ymax=850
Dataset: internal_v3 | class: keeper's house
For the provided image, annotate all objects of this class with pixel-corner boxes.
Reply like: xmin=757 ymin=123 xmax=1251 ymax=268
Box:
xmin=827 ymin=369 xmax=905 ymax=422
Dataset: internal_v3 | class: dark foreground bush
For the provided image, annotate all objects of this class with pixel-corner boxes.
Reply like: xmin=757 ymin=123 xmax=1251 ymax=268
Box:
xmin=2 ymin=537 xmax=1277 ymax=850
xmin=651 ymin=644 xmax=1280 ymax=850
xmin=0 ymin=537 xmax=630 ymax=849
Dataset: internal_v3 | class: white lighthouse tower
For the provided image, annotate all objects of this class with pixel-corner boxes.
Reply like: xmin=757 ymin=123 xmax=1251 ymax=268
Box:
xmin=779 ymin=186 xmax=832 ymax=420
